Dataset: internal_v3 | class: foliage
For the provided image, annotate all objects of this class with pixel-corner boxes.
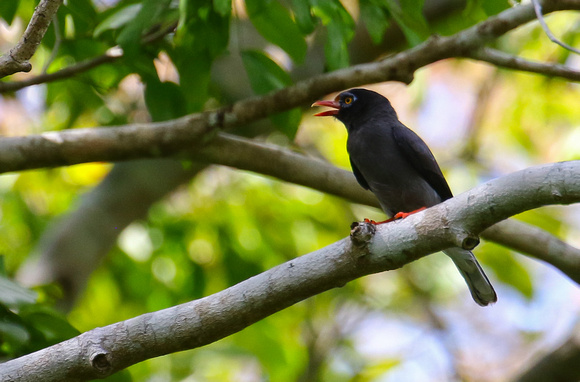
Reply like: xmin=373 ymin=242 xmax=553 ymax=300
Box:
xmin=1 ymin=0 xmax=580 ymax=381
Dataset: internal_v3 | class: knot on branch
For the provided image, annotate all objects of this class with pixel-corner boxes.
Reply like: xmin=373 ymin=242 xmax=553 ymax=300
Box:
xmin=90 ymin=350 xmax=112 ymax=374
xmin=350 ymin=221 xmax=376 ymax=248
xmin=452 ymin=230 xmax=480 ymax=250
xmin=462 ymin=235 xmax=480 ymax=250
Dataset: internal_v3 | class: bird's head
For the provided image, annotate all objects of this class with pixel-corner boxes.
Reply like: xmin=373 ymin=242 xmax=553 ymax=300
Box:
xmin=312 ymin=89 xmax=397 ymax=130
xmin=312 ymin=88 xmax=396 ymax=127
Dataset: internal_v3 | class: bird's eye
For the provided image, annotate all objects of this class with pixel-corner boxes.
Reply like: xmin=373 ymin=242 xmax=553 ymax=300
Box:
xmin=344 ymin=96 xmax=353 ymax=105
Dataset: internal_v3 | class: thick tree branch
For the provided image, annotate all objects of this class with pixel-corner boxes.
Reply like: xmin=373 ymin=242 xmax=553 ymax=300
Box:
xmin=0 ymin=0 xmax=64 ymax=78
xmin=2 ymin=1 xmax=579 ymax=169
xmin=468 ymin=47 xmax=580 ymax=81
xmin=1 ymin=161 xmax=579 ymax=381
xmin=191 ymin=134 xmax=580 ymax=284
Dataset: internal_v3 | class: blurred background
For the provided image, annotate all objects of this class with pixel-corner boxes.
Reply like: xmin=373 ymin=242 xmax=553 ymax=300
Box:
xmin=1 ymin=0 xmax=580 ymax=381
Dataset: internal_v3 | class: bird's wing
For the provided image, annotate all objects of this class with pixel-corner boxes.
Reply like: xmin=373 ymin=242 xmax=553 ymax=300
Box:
xmin=350 ymin=158 xmax=370 ymax=190
xmin=392 ymin=125 xmax=454 ymax=201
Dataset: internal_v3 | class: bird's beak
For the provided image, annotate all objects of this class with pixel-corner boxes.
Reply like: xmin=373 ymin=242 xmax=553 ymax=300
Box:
xmin=311 ymin=100 xmax=340 ymax=117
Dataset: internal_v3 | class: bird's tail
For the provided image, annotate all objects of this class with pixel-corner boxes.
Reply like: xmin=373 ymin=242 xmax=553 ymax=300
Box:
xmin=443 ymin=247 xmax=497 ymax=306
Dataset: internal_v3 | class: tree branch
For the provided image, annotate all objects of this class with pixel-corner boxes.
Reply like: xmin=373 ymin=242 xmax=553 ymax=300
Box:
xmin=1 ymin=161 xmax=579 ymax=381
xmin=531 ymin=0 xmax=580 ymax=55
xmin=0 ymin=0 xmax=64 ymax=78
xmin=468 ymin=47 xmax=580 ymax=81
xmin=1 ymin=1 xmax=578 ymax=163
xmin=191 ymin=133 xmax=580 ymax=284
xmin=0 ymin=53 xmax=120 ymax=93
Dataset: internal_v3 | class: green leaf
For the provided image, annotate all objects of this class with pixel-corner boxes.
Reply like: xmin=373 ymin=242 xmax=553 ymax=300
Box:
xmin=484 ymin=243 xmax=534 ymax=299
xmin=144 ymin=80 xmax=188 ymax=122
xmin=116 ymin=0 xmax=171 ymax=58
xmin=360 ymin=0 xmax=390 ymax=45
xmin=94 ymin=4 xmax=142 ymax=38
xmin=482 ymin=0 xmax=510 ymax=16
xmin=245 ymin=0 xmax=307 ymax=63
xmin=271 ymin=108 xmax=302 ymax=139
xmin=241 ymin=50 xmax=300 ymax=138
xmin=290 ymin=0 xmax=316 ymax=35
xmin=172 ymin=0 xmax=231 ymax=110
xmin=0 ymin=321 xmax=30 ymax=346
xmin=0 ymin=0 xmax=20 ymax=25
xmin=213 ymin=0 xmax=231 ymax=17
xmin=311 ymin=0 xmax=355 ymax=70
xmin=385 ymin=0 xmax=430 ymax=46
xmin=241 ymin=50 xmax=292 ymax=94
xmin=64 ymin=0 xmax=98 ymax=37
xmin=0 ymin=276 xmax=38 ymax=309
xmin=19 ymin=305 xmax=79 ymax=343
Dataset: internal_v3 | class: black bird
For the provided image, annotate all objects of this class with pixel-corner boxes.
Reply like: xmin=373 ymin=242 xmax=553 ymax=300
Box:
xmin=313 ymin=88 xmax=497 ymax=306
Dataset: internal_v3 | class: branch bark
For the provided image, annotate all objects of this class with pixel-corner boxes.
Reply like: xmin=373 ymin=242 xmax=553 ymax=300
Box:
xmin=1 ymin=161 xmax=579 ymax=381
xmin=191 ymin=134 xmax=580 ymax=283
xmin=2 ymin=1 xmax=580 ymax=173
xmin=468 ymin=47 xmax=580 ymax=80
xmin=0 ymin=53 xmax=119 ymax=93
xmin=0 ymin=0 xmax=64 ymax=78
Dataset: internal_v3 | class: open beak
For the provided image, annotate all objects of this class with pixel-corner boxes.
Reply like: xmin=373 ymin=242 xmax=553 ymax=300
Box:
xmin=311 ymin=100 xmax=340 ymax=117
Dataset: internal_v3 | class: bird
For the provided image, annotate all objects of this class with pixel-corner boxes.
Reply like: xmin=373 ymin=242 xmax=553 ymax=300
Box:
xmin=312 ymin=88 xmax=497 ymax=306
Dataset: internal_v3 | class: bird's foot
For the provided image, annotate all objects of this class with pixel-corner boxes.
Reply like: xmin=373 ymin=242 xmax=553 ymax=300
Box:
xmin=363 ymin=207 xmax=427 ymax=225
xmin=363 ymin=217 xmax=395 ymax=225
xmin=392 ymin=207 xmax=427 ymax=220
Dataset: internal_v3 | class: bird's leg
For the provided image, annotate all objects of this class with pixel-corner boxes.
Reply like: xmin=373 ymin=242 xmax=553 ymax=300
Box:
xmin=392 ymin=207 xmax=427 ymax=220
xmin=363 ymin=207 xmax=427 ymax=225
xmin=364 ymin=217 xmax=396 ymax=225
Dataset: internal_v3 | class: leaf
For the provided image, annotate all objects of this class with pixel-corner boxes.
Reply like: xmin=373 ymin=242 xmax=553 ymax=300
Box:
xmin=360 ymin=0 xmax=391 ymax=45
xmin=245 ymin=0 xmax=307 ymax=63
xmin=94 ymin=4 xmax=142 ymax=37
xmin=213 ymin=0 xmax=231 ymax=17
xmin=0 ymin=321 xmax=30 ymax=347
xmin=290 ymin=0 xmax=316 ymax=35
xmin=241 ymin=50 xmax=292 ymax=94
xmin=0 ymin=276 xmax=38 ymax=309
xmin=0 ymin=0 xmax=20 ymax=25
xmin=19 ymin=305 xmax=79 ymax=343
xmin=483 ymin=243 xmax=534 ymax=299
xmin=482 ymin=0 xmax=510 ymax=16
xmin=241 ymin=50 xmax=300 ymax=138
xmin=385 ymin=0 xmax=430 ymax=46
xmin=64 ymin=0 xmax=98 ymax=37
xmin=116 ymin=0 xmax=172 ymax=58
xmin=144 ymin=80 xmax=188 ymax=122
xmin=172 ymin=0 xmax=231 ymax=110
xmin=311 ymin=0 xmax=355 ymax=70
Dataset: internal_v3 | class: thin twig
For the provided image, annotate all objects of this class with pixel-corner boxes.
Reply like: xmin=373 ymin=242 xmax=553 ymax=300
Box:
xmin=0 ymin=53 xmax=120 ymax=93
xmin=0 ymin=20 xmax=176 ymax=93
xmin=532 ymin=0 xmax=580 ymax=55
xmin=468 ymin=47 xmax=580 ymax=81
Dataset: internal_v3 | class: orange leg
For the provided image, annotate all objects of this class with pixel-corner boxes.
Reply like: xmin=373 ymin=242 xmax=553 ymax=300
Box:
xmin=364 ymin=207 xmax=427 ymax=225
